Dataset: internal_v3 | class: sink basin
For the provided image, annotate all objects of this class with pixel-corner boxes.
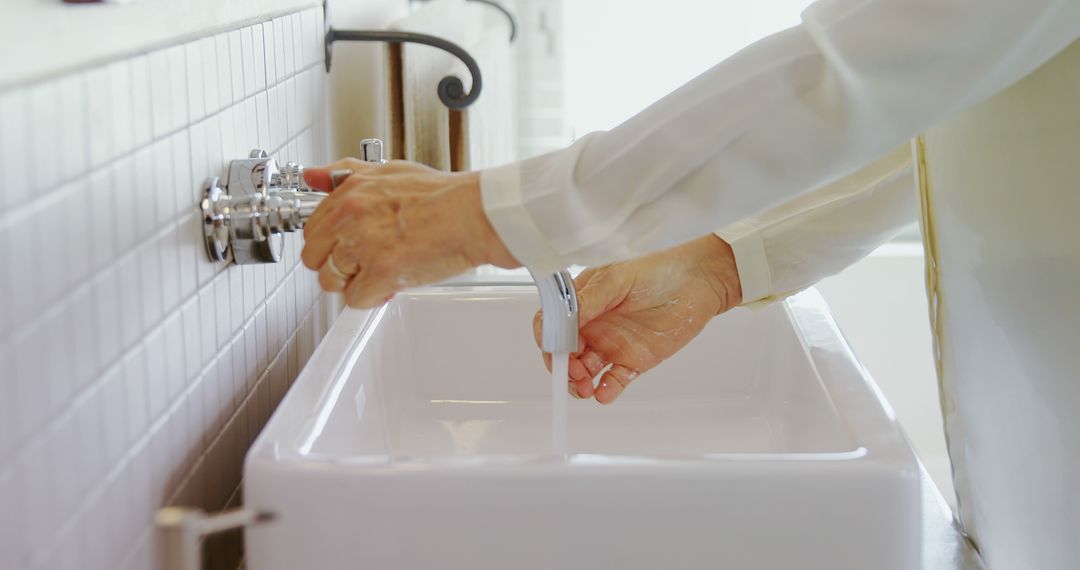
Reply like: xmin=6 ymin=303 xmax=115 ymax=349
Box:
xmin=244 ymin=287 xmax=920 ymax=569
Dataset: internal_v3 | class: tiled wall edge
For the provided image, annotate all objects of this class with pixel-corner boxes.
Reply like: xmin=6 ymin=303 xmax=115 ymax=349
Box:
xmin=0 ymin=2 xmax=324 ymax=90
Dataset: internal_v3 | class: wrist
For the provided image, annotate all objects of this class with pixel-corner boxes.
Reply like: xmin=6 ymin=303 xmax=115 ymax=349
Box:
xmin=697 ymin=235 xmax=743 ymax=311
xmin=458 ymin=171 xmax=521 ymax=269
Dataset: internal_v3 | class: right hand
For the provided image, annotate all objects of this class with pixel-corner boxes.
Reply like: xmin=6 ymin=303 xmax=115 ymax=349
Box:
xmin=533 ymin=235 xmax=743 ymax=404
xmin=301 ymin=159 xmax=519 ymax=308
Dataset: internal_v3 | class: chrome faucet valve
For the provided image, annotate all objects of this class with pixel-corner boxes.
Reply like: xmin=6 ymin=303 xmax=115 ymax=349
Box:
xmin=277 ymin=161 xmax=307 ymax=191
xmin=200 ymin=140 xmax=386 ymax=265
xmin=202 ymin=149 xmax=291 ymax=264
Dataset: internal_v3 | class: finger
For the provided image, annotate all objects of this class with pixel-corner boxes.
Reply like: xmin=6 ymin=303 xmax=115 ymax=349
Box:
xmin=532 ymin=310 xmax=543 ymax=349
xmin=343 ymin=267 xmax=398 ymax=309
xmin=593 ymin=365 xmax=640 ymax=405
xmin=302 ymin=232 xmax=339 ymax=271
xmin=302 ymin=169 xmax=380 ymax=238
xmin=573 ymin=351 xmax=611 ymax=400
xmin=568 ymin=355 xmax=589 ymax=382
xmin=301 ymin=157 xmax=366 ymax=191
xmin=301 ymin=205 xmax=348 ymax=269
xmin=303 ymin=188 xmax=351 ymax=240
xmin=568 ymin=382 xmax=582 ymax=399
xmin=572 ymin=375 xmax=595 ymax=400
xmin=542 ymin=351 xmax=552 ymax=373
xmin=302 ymin=168 xmax=337 ymax=192
xmin=302 ymin=155 xmax=378 ymax=186
xmin=578 ymin=350 xmax=608 ymax=380
xmin=328 ymin=242 xmax=362 ymax=276
xmin=318 ymin=260 xmax=348 ymax=292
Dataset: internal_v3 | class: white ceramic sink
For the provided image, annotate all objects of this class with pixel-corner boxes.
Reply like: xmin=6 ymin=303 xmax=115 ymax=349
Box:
xmin=245 ymin=287 xmax=920 ymax=569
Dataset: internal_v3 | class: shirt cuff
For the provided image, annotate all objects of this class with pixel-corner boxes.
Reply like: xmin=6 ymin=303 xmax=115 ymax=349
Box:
xmin=714 ymin=230 xmax=772 ymax=305
xmin=480 ymin=162 xmax=567 ymax=274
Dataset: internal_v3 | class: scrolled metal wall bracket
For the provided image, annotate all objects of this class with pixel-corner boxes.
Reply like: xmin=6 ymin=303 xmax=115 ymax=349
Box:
xmin=323 ymin=1 xmax=483 ymax=110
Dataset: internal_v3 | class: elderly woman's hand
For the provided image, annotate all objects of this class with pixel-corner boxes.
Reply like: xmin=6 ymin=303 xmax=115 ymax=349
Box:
xmin=301 ymin=158 xmax=518 ymax=308
xmin=533 ymin=235 xmax=742 ymax=404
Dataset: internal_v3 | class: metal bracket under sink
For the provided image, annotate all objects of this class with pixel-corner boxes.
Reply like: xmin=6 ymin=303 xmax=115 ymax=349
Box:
xmin=156 ymin=507 xmax=275 ymax=570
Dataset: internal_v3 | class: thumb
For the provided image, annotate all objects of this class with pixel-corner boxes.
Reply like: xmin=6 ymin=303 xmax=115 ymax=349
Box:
xmin=302 ymin=168 xmax=337 ymax=192
xmin=302 ymin=157 xmax=376 ymax=191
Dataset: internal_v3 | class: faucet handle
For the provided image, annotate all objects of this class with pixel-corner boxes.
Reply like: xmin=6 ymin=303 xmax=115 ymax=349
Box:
xmin=279 ymin=161 xmax=306 ymax=191
xmin=360 ymin=138 xmax=387 ymax=163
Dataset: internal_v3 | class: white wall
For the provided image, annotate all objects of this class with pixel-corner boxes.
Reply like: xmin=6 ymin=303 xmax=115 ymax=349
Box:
xmin=563 ymin=0 xmax=813 ymax=136
xmin=0 ymin=6 xmax=334 ymax=569
xmin=512 ymin=0 xmax=573 ymax=159
xmin=325 ymin=0 xmax=410 ymax=159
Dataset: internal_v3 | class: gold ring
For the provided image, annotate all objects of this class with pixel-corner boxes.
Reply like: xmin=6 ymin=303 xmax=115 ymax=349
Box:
xmin=325 ymin=254 xmax=353 ymax=280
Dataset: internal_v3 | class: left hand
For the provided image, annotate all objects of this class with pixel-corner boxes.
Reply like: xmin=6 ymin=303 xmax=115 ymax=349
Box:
xmin=532 ymin=235 xmax=742 ymax=404
xmin=301 ymin=158 xmax=519 ymax=307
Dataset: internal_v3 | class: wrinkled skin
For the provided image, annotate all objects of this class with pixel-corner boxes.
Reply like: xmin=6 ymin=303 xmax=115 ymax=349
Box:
xmin=532 ymin=235 xmax=742 ymax=404
xmin=301 ymin=158 xmax=518 ymax=307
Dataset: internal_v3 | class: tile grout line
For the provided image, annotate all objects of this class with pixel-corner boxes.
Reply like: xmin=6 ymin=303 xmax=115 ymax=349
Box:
xmin=0 ymin=60 xmax=323 ymax=231
xmin=135 ymin=300 xmax=323 ymax=566
xmin=0 ymin=249 xmax=315 ymax=482
xmin=162 ymin=306 xmax=315 ymax=510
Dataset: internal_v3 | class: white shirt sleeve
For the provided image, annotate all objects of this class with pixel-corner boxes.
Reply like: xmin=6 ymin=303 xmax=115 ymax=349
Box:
xmin=481 ymin=0 xmax=1080 ymax=274
xmin=716 ymin=143 xmax=916 ymax=306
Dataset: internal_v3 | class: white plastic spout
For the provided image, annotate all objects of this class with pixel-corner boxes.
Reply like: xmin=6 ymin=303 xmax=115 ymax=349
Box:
xmin=529 ymin=269 xmax=579 ymax=354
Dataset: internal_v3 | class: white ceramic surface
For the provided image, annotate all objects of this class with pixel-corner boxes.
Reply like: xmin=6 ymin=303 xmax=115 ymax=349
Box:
xmin=244 ymin=287 xmax=920 ymax=569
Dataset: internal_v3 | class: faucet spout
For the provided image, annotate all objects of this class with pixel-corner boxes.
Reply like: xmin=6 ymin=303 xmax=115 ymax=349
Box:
xmin=530 ymin=269 xmax=579 ymax=354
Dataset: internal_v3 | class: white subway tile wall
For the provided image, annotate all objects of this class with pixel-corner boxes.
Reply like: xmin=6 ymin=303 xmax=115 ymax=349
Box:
xmin=0 ymin=7 xmax=330 ymax=570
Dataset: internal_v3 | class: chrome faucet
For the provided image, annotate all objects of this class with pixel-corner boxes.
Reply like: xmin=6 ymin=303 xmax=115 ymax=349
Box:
xmin=201 ymin=139 xmax=384 ymax=264
xmin=530 ymin=269 xmax=579 ymax=354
